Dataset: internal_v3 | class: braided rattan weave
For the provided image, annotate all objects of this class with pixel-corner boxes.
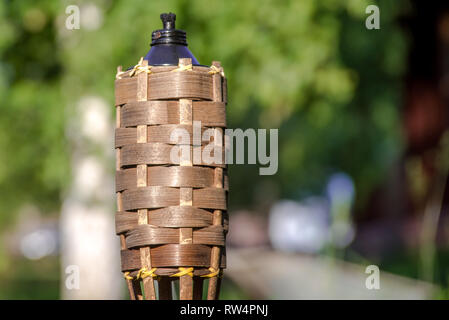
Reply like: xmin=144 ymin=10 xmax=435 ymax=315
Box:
xmin=115 ymin=58 xmax=228 ymax=300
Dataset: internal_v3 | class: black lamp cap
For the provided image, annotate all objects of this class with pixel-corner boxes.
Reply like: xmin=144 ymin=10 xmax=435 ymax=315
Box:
xmin=151 ymin=13 xmax=187 ymax=46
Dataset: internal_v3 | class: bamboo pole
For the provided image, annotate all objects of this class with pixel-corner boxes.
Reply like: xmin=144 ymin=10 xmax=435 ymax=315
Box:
xmin=178 ymin=58 xmax=195 ymax=300
xmin=136 ymin=60 xmax=156 ymax=300
xmin=207 ymin=61 xmax=224 ymax=300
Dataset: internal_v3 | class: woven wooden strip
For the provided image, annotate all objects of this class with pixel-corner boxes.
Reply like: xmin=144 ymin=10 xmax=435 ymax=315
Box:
xmin=121 ymin=101 xmax=179 ymax=126
xmin=147 ymin=166 xmax=229 ymax=189
xmin=148 ymin=71 xmax=212 ymax=100
xmin=116 ymin=207 xmax=212 ymax=234
xmin=115 ymin=77 xmax=136 ymax=106
xmin=116 ymin=211 xmax=138 ymax=234
xmin=116 ymin=166 xmax=228 ymax=191
xmin=121 ymin=186 xmax=227 ymax=211
xmin=148 ymin=125 xmax=205 ymax=145
xmin=148 ymin=206 xmax=214 ymax=228
xmin=120 ymin=101 xmax=226 ymax=127
xmin=115 ymin=71 xmax=213 ymax=105
xmin=151 ymin=208 xmax=228 ymax=229
xmin=120 ymin=143 xmax=172 ymax=166
xmin=148 ymin=166 xmax=213 ymax=188
xmin=192 ymin=102 xmax=226 ymax=127
xmin=116 ymin=125 xmax=211 ymax=148
xmin=126 ymin=225 xmax=179 ymax=246
xmin=117 ymin=65 xmax=212 ymax=80
xmin=193 ymin=188 xmax=227 ymax=210
xmin=120 ymin=143 xmax=226 ymax=168
xmin=120 ymin=245 xmax=227 ymax=270
xmin=116 ymin=209 xmax=228 ymax=234
xmin=121 ymin=186 xmax=180 ymax=211
xmin=115 ymin=128 xmax=136 ymax=147
xmin=116 ymin=168 xmax=136 ymax=192
xmin=126 ymin=225 xmax=225 ymax=248
xmin=194 ymin=225 xmax=225 ymax=246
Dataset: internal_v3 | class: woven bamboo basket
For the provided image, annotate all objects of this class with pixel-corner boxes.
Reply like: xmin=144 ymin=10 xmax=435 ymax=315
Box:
xmin=114 ymin=56 xmax=228 ymax=300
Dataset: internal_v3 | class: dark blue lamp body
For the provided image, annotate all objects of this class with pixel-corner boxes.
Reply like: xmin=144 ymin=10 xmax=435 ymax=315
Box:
xmin=143 ymin=13 xmax=200 ymax=66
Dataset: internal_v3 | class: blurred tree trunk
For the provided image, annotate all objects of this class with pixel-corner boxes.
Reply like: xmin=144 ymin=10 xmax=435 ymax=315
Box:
xmin=60 ymin=96 xmax=122 ymax=299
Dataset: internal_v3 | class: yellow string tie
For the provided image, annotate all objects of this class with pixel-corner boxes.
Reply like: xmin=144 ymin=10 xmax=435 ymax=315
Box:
xmin=201 ymin=267 xmax=220 ymax=278
xmin=208 ymin=65 xmax=225 ymax=77
xmin=170 ymin=267 xmax=194 ymax=277
xmin=116 ymin=58 xmax=152 ymax=79
xmin=137 ymin=267 xmax=158 ymax=279
xmin=130 ymin=57 xmax=152 ymax=77
xmin=115 ymin=69 xmax=126 ymax=79
xmin=123 ymin=267 xmax=158 ymax=280
xmin=172 ymin=64 xmax=193 ymax=72
xmin=123 ymin=271 xmax=133 ymax=280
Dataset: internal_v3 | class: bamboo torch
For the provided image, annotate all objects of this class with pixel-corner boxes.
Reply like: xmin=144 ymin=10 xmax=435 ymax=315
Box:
xmin=114 ymin=13 xmax=228 ymax=300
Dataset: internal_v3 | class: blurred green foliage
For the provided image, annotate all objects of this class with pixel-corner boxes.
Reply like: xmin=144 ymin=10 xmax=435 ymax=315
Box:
xmin=0 ymin=256 xmax=59 ymax=299
xmin=65 ymin=0 xmax=408 ymax=211
xmin=0 ymin=0 xmax=410 ymax=298
xmin=0 ymin=1 xmax=68 ymax=229
xmin=0 ymin=0 xmax=408 ymax=222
